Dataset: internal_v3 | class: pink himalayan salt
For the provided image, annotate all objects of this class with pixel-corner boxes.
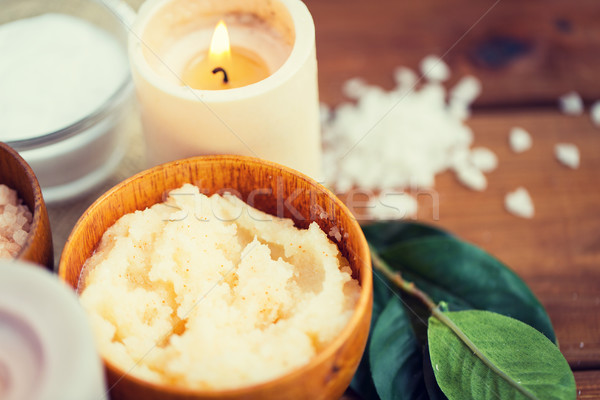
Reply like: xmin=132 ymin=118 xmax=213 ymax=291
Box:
xmin=0 ymin=184 xmax=32 ymax=258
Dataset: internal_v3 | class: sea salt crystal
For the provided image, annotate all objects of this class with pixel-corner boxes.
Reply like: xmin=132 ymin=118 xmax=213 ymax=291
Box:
xmin=368 ymin=192 xmax=418 ymax=220
xmin=509 ymin=127 xmax=533 ymax=153
xmin=505 ymin=187 xmax=534 ymax=219
xmin=0 ymin=184 xmax=32 ymax=258
xmin=469 ymin=147 xmax=498 ymax=173
xmin=590 ymin=101 xmax=600 ymax=127
xmin=0 ymin=13 xmax=127 ymax=141
xmin=558 ymin=91 xmax=584 ymax=116
xmin=420 ymin=55 xmax=450 ymax=82
xmin=555 ymin=143 xmax=580 ymax=169
xmin=449 ymin=76 xmax=482 ymax=105
xmin=454 ymin=163 xmax=487 ymax=191
xmin=328 ymin=226 xmax=342 ymax=242
xmin=393 ymin=66 xmax=418 ymax=90
xmin=343 ymin=77 xmax=371 ymax=99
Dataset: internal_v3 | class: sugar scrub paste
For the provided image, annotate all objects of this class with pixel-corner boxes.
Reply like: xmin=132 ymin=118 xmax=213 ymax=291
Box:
xmin=79 ymin=184 xmax=360 ymax=390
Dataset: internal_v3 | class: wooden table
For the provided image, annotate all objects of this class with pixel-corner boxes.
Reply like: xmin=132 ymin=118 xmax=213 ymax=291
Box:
xmin=47 ymin=0 xmax=600 ymax=397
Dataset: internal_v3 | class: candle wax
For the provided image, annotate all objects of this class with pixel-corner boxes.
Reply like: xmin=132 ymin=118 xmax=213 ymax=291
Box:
xmin=182 ymin=46 xmax=270 ymax=90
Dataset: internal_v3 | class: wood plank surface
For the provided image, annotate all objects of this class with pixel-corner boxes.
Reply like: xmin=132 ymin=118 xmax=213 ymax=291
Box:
xmin=306 ymin=0 xmax=600 ymax=108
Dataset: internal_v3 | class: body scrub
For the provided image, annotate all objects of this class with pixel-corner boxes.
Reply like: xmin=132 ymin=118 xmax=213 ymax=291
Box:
xmin=79 ymin=184 xmax=360 ymax=390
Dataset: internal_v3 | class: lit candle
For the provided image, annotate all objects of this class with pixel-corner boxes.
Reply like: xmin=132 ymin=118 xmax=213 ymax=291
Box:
xmin=182 ymin=20 xmax=270 ymax=90
xmin=129 ymin=0 xmax=321 ymax=178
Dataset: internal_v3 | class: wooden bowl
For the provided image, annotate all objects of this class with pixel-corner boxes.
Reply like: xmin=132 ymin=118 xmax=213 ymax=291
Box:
xmin=0 ymin=142 xmax=53 ymax=269
xmin=59 ymin=155 xmax=373 ymax=400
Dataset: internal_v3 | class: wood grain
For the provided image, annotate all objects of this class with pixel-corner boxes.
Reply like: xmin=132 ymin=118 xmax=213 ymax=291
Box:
xmin=305 ymin=0 xmax=600 ymax=108
xmin=58 ymin=155 xmax=372 ymax=400
xmin=0 ymin=142 xmax=53 ymax=269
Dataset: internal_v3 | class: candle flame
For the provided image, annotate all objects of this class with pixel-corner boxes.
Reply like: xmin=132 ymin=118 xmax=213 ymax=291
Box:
xmin=209 ymin=20 xmax=231 ymax=61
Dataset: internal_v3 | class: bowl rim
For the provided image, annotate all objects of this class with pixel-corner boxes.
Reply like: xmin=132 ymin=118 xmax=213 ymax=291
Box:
xmin=59 ymin=154 xmax=372 ymax=396
xmin=0 ymin=141 xmax=46 ymax=261
xmin=4 ymin=0 xmax=135 ymax=150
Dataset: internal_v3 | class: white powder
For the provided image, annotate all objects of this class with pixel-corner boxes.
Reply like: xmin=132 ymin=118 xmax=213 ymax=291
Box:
xmin=0 ymin=14 xmax=128 ymax=141
xmin=505 ymin=187 xmax=534 ymax=219
xmin=558 ymin=91 xmax=584 ymax=116
xmin=555 ymin=143 xmax=580 ymax=169
xmin=509 ymin=127 xmax=533 ymax=153
xmin=590 ymin=101 xmax=600 ymax=127
xmin=322 ymin=58 xmax=491 ymax=219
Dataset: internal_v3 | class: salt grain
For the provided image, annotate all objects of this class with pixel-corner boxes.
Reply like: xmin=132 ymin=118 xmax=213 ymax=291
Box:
xmin=420 ymin=55 xmax=450 ymax=82
xmin=555 ymin=143 xmax=580 ymax=169
xmin=328 ymin=226 xmax=342 ymax=242
xmin=368 ymin=191 xmax=418 ymax=220
xmin=558 ymin=91 xmax=584 ymax=116
xmin=0 ymin=184 xmax=32 ymax=258
xmin=469 ymin=147 xmax=498 ymax=173
xmin=590 ymin=101 xmax=600 ymax=127
xmin=454 ymin=164 xmax=487 ymax=191
xmin=505 ymin=187 xmax=534 ymax=219
xmin=393 ymin=66 xmax=418 ymax=89
xmin=509 ymin=127 xmax=533 ymax=153
xmin=449 ymin=76 xmax=482 ymax=105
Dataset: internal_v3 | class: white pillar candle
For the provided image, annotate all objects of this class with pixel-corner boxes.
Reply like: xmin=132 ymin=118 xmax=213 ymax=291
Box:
xmin=0 ymin=261 xmax=106 ymax=400
xmin=129 ymin=0 xmax=322 ymax=178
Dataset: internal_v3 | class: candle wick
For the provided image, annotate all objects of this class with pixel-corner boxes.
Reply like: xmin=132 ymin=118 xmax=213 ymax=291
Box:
xmin=212 ymin=67 xmax=229 ymax=84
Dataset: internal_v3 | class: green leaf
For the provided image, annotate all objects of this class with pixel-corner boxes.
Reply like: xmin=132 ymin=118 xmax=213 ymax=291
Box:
xmin=350 ymin=271 xmax=395 ymax=399
xmin=362 ymin=221 xmax=450 ymax=253
xmin=369 ymin=297 xmax=429 ymax=400
xmin=428 ymin=310 xmax=575 ymax=400
xmin=379 ymin=237 xmax=556 ymax=343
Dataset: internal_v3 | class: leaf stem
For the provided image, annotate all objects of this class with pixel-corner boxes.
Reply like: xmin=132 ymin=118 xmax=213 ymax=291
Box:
xmin=369 ymin=245 xmax=538 ymax=400
xmin=370 ymin=244 xmax=437 ymax=311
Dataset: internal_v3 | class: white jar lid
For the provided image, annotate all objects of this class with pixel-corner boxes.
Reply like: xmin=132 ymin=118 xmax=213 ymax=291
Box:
xmin=0 ymin=260 xmax=106 ymax=400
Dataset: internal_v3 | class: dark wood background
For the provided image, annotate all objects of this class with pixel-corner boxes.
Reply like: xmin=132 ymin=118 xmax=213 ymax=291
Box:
xmin=301 ymin=0 xmax=600 ymax=397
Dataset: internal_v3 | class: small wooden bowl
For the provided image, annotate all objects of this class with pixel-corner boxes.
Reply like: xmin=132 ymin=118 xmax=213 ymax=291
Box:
xmin=59 ymin=155 xmax=372 ymax=400
xmin=0 ymin=142 xmax=53 ymax=269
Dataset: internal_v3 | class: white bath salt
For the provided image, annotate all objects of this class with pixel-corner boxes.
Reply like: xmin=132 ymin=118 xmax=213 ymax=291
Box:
xmin=322 ymin=56 xmax=488 ymax=215
xmin=79 ymin=184 xmax=360 ymax=390
xmin=0 ymin=184 xmax=33 ymax=258
xmin=342 ymin=77 xmax=372 ymax=100
xmin=469 ymin=147 xmax=498 ymax=173
xmin=509 ymin=127 xmax=533 ymax=153
xmin=393 ymin=66 xmax=418 ymax=90
xmin=454 ymin=163 xmax=487 ymax=191
xmin=505 ymin=187 xmax=534 ymax=219
xmin=0 ymin=14 xmax=128 ymax=141
xmin=558 ymin=91 xmax=584 ymax=116
xmin=555 ymin=143 xmax=580 ymax=169
xmin=420 ymin=55 xmax=450 ymax=82
xmin=319 ymin=103 xmax=331 ymax=125
xmin=367 ymin=192 xmax=418 ymax=220
xmin=590 ymin=101 xmax=600 ymax=127
xmin=449 ymin=76 xmax=482 ymax=105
